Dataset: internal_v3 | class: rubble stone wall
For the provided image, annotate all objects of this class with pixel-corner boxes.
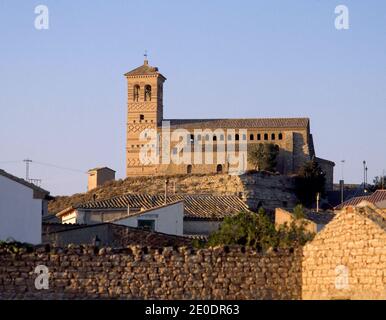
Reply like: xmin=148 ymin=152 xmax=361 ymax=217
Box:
xmin=0 ymin=246 xmax=302 ymax=300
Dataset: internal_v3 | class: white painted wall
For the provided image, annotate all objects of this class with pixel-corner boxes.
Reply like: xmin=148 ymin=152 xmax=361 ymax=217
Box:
xmin=113 ymin=202 xmax=184 ymax=236
xmin=0 ymin=175 xmax=42 ymax=244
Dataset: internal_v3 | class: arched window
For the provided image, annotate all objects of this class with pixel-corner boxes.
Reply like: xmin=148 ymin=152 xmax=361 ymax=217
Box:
xmin=187 ymin=165 xmax=192 ymax=174
xmin=250 ymin=134 xmax=254 ymax=141
xmin=257 ymin=134 xmax=261 ymax=141
xmin=213 ymin=135 xmax=217 ymax=141
xmin=220 ymin=134 xmax=224 ymax=141
xmin=227 ymin=134 xmax=232 ymax=141
xmin=278 ymin=133 xmax=283 ymax=140
xmin=235 ymin=134 xmax=240 ymax=141
xmin=133 ymin=85 xmax=140 ymax=102
xmin=271 ymin=133 xmax=275 ymax=140
xmin=139 ymin=114 xmax=144 ymax=121
xmin=144 ymin=85 xmax=152 ymax=101
xmin=264 ymin=133 xmax=268 ymax=141
xmin=216 ymin=164 xmax=223 ymax=173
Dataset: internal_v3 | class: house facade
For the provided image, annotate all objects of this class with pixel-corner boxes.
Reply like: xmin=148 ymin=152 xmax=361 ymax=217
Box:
xmin=56 ymin=193 xmax=250 ymax=236
xmin=0 ymin=169 xmax=51 ymax=244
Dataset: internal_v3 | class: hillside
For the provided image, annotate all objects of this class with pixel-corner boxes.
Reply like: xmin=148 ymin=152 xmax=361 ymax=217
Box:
xmin=48 ymin=174 xmax=245 ymax=214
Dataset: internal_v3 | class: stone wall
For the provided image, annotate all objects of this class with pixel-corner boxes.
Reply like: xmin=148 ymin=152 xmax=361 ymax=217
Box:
xmin=0 ymin=246 xmax=302 ymax=300
xmin=302 ymin=206 xmax=386 ymax=300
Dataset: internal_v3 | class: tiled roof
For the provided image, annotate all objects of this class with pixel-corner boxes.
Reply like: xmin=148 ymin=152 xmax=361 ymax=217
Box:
xmin=124 ymin=60 xmax=166 ymax=79
xmin=305 ymin=211 xmax=335 ymax=225
xmin=65 ymin=193 xmax=250 ymax=220
xmin=334 ymin=190 xmax=386 ymax=210
xmin=165 ymin=118 xmax=309 ymax=129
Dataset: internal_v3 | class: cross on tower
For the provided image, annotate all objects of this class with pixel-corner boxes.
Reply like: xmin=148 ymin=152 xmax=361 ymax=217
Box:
xmin=144 ymin=50 xmax=148 ymax=64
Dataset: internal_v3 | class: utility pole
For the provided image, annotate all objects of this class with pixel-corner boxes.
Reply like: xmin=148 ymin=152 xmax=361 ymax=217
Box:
xmin=164 ymin=178 xmax=169 ymax=205
xmin=23 ymin=159 xmax=32 ymax=181
xmin=340 ymin=160 xmax=345 ymax=204
xmin=316 ymin=192 xmax=320 ymax=213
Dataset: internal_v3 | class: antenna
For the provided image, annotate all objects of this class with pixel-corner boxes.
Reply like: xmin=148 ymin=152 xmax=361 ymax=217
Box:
xmin=23 ymin=158 xmax=42 ymax=187
xmin=23 ymin=159 xmax=32 ymax=181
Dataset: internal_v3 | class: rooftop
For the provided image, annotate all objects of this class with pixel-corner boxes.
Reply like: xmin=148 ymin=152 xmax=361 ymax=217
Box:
xmin=124 ymin=59 xmax=166 ymax=79
xmin=165 ymin=117 xmax=310 ymax=129
xmin=57 ymin=193 xmax=250 ymax=220
xmin=334 ymin=190 xmax=386 ymax=210
xmin=0 ymin=168 xmax=50 ymax=198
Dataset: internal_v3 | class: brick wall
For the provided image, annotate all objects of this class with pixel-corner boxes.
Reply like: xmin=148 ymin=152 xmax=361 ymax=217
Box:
xmin=0 ymin=246 xmax=302 ymax=300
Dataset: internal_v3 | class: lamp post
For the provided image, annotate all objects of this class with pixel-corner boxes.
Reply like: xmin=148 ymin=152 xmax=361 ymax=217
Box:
xmin=340 ymin=160 xmax=345 ymax=204
xmin=93 ymin=235 xmax=101 ymax=247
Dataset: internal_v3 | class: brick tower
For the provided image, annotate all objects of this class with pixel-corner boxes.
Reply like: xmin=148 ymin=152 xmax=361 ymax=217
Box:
xmin=125 ymin=58 xmax=166 ymax=176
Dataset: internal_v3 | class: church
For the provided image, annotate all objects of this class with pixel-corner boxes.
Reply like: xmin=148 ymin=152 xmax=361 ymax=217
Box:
xmin=125 ymin=59 xmax=334 ymax=190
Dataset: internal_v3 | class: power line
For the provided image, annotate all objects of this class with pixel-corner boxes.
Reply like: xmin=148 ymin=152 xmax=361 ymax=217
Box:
xmin=32 ymin=160 xmax=87 ymax=174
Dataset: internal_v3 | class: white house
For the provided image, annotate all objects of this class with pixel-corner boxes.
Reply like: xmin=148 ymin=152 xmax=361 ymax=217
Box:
xmin=58 ymin=200 xmax=184 ymax=236
xmin=55 ymin=193 xmax=250 ymax=236
xmin=0 ymin=169 xmax=51 ymax=245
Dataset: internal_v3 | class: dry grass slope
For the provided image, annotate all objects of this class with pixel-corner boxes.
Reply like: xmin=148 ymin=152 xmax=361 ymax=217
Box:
xmin=48 ymin=174 xmax=244 ymax=214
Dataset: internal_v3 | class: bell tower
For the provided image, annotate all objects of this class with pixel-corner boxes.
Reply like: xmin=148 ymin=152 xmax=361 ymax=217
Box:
xmin=125 ymin=58 xmax=166 ymax=176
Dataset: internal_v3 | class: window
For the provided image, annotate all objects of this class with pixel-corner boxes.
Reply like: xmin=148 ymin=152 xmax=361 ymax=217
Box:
xmin=227 ymin=134 xmax=232 ymax=141
xmin=138 ymin=219 xmax=155 ymax=231
xmin=235 ymin=134 xmax=239 ymax=141
xmin=172 ymin=148 xmax=177 ymax=155
xmin=250 ymin=134 xmax=254 ymax=141
xmin=213 ymin=135 xmax=217 ymax=141
xmin=242 ymin=134 xmax=247 ymax=140
xmin=144 ymin=85 xmax=152 ymax=101
xmin=271 ymin=133 xmax=275 ymax=140
xmin=133 ymin=85 xmax=140 ymax=102
xmin=205 ymin=134 xmax=210 ymax=141
xmin=279 ymin=133 xmax=283 ymax=140
xmin=216 ymin=164 xmax=223 ymax=173
xmin=190 ymin=134 xmax=194 ymax=143
xmin=220 ymin=134 xmax=224 ymax=141
xmin=140 ymin=114 xmax=144 ymax=121
xmin=257 ymin=134 xmax=261 ymax=141
xmin=197 ymin=134 xmax=202 ymax=141
xmin=187 ymin=165 xmax=192 ymax=174
xmin=264 ymin=133 xmax=268 ymax=141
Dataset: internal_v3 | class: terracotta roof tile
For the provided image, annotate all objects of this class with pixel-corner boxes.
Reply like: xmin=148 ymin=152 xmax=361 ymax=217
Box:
xmin=75 ymin=193 xmax=250 ymax=220
xmin=165 ymin=118 xmax=309 ymax=129
xmin=334 ymin=190 xmax=386 ymax=210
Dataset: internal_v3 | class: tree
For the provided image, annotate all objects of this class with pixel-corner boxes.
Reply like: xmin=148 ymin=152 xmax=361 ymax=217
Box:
xmin=293 ymin=204 xmax=305 ymax=220
xmin=295 ymin=160 xmax=326 ymax=208
xmin=207 ymin=208 xmax=314 ymax=250
xmin=369 ymin=176 xmax=386 ymax=192
xmin=247 ymin=143 xmax=279 ymax=172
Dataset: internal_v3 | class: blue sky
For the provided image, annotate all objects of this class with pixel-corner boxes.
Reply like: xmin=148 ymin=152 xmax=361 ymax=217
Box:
xmin=0 ymin=0 xmax=385 ymax=195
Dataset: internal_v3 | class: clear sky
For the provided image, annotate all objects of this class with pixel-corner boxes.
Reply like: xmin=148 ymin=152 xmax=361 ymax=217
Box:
xmin=0 ymin=0 xmax=385 ymax=196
